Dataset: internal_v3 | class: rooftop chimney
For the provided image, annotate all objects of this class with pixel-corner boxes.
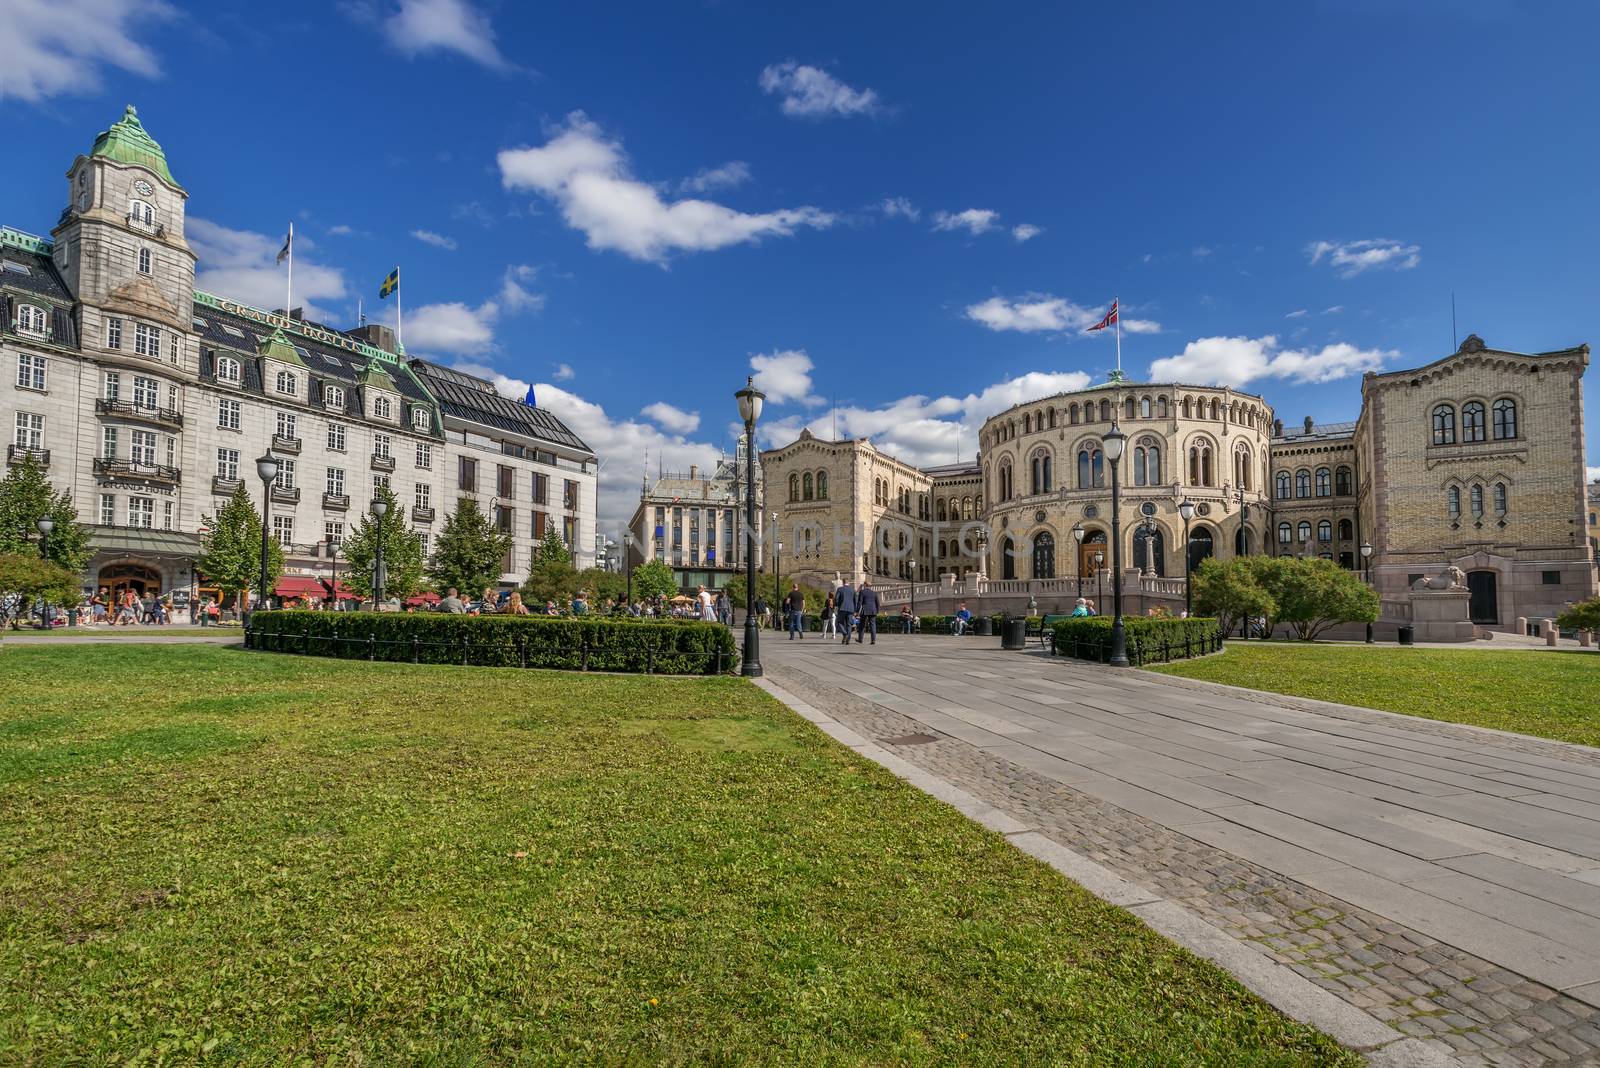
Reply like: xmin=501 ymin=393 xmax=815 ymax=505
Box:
xmin=1273 ymin=418 xmax=1283 ymax=436
xmin=1304 ymin=415 xmax=1315 ymax=433
xmin=349 ymin=323 xmax=399 ymax=354
xmin=689 ymin=464 xmax=699 ymax=480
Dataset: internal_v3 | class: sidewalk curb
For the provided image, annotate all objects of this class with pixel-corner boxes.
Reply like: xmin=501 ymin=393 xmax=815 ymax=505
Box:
xmin=752 ymin=675 xmax=1460 ymax=1066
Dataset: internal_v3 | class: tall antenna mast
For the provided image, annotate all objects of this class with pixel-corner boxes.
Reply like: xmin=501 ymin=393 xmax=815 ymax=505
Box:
xmin=1451 ymin=291 xmax=1458 ymax=350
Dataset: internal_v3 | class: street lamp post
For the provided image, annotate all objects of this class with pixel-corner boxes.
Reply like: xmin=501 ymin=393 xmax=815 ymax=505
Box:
xmin=1102 ymin=425 xmax=1129 ymax=666
xmin=1178 ymin=499 xmax=1196 ymax=617
xmin=254 ymin=453 xmax=280 ymax=616
xmin=1094 ymin=550 xmax=1104 ymax=607
xmin=326 ymin=535 xmax=340 ymax=611
xmin=735 ymin=376 xmax=766 ymax=677
xmin=370 ymin=496 xmax=389 ymax=610
xmin=774 ymin=539 xmax=784 ymax=631
xmin=908 ymin=559 xmax=918 ymax=630
xmin=1073 ymin=521 xmax=1085 ymax=597
xmin=1361 ymin=541 xmax=1375 ymax=643
xmin=1238 ymin=483 xmax=1250 ymax=557
xmin=36 ymin=517 xmax=54 ymax=628
xmin=624 ymin=532 xmax=635 ymax=605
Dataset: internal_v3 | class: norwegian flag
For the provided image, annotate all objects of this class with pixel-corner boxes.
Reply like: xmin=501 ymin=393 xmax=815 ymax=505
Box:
xmin=1087 ymin=300 xmax=1118 ymax=331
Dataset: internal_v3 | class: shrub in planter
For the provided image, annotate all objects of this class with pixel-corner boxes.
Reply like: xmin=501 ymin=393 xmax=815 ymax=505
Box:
xmin=1052 ymin=616 xmax=1221 ymax=665
xmin=246 ymin=611 xmax=737 ymax=675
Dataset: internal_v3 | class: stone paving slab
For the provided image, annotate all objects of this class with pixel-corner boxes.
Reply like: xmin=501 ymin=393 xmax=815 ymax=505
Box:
xmin=761 ymin=635 xmax=1600 ymax=1066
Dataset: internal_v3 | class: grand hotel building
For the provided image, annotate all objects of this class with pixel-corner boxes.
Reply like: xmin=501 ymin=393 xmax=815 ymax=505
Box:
xmin=765 ymin=340 xmax=1596 ymax=630
xmin=0 ymin=107 xmax=597 ymax=605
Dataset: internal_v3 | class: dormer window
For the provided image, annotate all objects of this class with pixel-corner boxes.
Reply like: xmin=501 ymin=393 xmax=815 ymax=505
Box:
xmin=129 ymin=200 xmax=155 ymax=230
xmin=410 ymin=407 xmax=430 ymax=431
xmin=216 ymin=356 xmax=241 ymax=383
xmin=275 ymin=370 xmax=297 ymax=396
xmin=373 ymin=395 xmax=392 ymax=419
xmin=324 ymin=385 xmax=345 ymax=409
xmin=138 ymin=248 xmax=151 ymax=274
xmin=15 ymin=304 xmax=47 ymax=337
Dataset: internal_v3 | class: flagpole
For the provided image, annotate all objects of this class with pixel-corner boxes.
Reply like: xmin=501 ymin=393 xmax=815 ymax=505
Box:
xmin=396 ymin=271 xmax=404 ymax=352
xmin=285 ymin=222 xmax=294 ymax=321
xmin=1115 ymin=292 xmax=1121 ymax=376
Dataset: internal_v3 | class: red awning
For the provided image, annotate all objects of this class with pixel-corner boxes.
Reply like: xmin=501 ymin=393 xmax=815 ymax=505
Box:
xmin=275 ymin=575 xmax=355 ymax=599
xmin=405 ymin=592 xmax=441 ymax=606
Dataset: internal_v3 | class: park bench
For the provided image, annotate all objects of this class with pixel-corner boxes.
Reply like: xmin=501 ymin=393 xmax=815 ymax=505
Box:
xmin=1028 ymin=614 xmax=1071 ymax=652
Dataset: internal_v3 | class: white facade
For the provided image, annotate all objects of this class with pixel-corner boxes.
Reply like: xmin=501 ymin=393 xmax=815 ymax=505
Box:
xmin=0 ymin=106 xmax=597 ymax=605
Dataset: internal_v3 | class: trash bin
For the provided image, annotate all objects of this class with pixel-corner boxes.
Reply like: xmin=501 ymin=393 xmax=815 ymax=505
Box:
xmin=1397 ymin=625 xmax=1415 ymax=646
xmin=1001 ymin=616 xmax=1028 ymax=650
xmin=68 ymin=607 xmax=79 ymax=627
xmin=976 ymin=616 xmax=993 ymax=636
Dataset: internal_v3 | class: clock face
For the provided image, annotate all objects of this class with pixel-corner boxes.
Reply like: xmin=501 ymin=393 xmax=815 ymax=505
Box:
xmin=133 ymin=179 xmax=154 ymax=196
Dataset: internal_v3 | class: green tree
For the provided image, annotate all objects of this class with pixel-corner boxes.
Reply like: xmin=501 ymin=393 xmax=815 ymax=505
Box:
xmin=522 ymin=529 xmax=579 ymax=606
xmin=1191 ymin=557 xmax=1276 ymax=635
xmin=0 ymin=553 xmax=81 ymax=628
xmin=0 ymin=453 xmax=91 ymax=571
xmin=1250 ymin=556 xmax=1377 ymax=640
xmin=1556 ymin=597 xmax=1600 ymax=635
xmin=575 ymin=566 xmax=627 ymax=605
xmin=341 ymin=484 xmax=424 ymax=602
xmin=631 ymin=559 xmax=678 ymax=602
xmin=198 ymin=484 xmax=283 ymax=606
xmin=431 ymin=498 xmax=513 ymax=597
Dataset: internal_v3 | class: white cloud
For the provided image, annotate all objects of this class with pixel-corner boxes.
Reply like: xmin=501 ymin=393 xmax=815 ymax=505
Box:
xmin=380 ymin=265 xmax=542 ymax=356
xmin=327 ymin=224 xmax=354 ymax=236
xmin=678 ymin=161 xmax=751 ymax=194
xmin=1192 ymin=246 xmax=1212 ymax=258
xmin=1307 ymin=239 xmax=1421 ymax=278
xmin=188 ymin=217 xmax=347 ymax=319
xmin=382 ymin=0 xmax=512 ymax=71
xmin=964 ymin=295 xmax=1161 ymax=335
xmin=933 ymin=208 xmax=999 ymax=236
xmin=750 ymin=349 xmax=821 ymax=406
xmin=553 ymin=362 xmax=575 ymax=381
xmin=1012 ymin=224 xmax=1042 ymax=243
xmin=411 ymin=228 xmax=458 ymax=250
xmin=641 ymin=402 xmax=701 ymax=434
xmin=1148 ymin=335 xmax=1393 ymax=387
xmin=758 ymin=61 xmax=880 ymax=119
xmin=1323 ymin=305 xmax=1345 ymax=315
xmin=2 ymin=0 xmax=172 ymax=103
xmin=880 ymin=197 xmax=919 ymax=221
xmin=1285 ymin=309 xmax=1308 ymax=319
xmin=1587 ymin=465 xmax=1599 ymax=483
xmin=498 ymin=112 xmax=835 ymax=264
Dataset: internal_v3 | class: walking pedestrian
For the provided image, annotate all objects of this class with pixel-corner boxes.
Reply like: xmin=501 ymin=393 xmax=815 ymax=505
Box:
xmin=856 ymin=580 xmax=879 ymax=645
xmin=821 ymin=591 xmax=836 ymax=636
xmin=785 ymin=582 xmax=805 ymax=640
xmin=834 ymin=580 xmax=857 ymax=646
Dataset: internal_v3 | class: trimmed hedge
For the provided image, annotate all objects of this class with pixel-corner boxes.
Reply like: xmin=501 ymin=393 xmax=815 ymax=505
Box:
xmin=246 ymin=610 xmax=737 ymax=675
xmin=1052 ymin=616 xmax=1222 ymax=665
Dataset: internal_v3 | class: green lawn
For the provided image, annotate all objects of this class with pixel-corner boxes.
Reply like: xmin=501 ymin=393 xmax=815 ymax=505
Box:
xmin=1151 ymin=642 xmax=1600 ymax=747
xmin=5 ymin=626 xmax=234 ymax=638
xmin=0 ymin=646 xmax=1351 ymax=1065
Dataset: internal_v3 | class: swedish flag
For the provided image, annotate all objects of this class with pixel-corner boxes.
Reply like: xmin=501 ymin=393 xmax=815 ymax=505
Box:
xmin=379 ymin=268 xmax=399 ymax=299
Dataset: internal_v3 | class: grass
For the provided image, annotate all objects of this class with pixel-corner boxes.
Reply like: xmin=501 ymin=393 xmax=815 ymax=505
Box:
xmin=5 ymin=626 xmax=233 ymax=638
xmin=1151 ymin=642 xmax=1600 ymax=747
xmin=0 ymin=645 xmax=1353 ymax=1065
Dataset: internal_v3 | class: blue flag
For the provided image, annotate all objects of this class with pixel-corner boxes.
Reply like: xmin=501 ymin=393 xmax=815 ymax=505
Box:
xmin=523 ymin=383 xmax=536 ymax=407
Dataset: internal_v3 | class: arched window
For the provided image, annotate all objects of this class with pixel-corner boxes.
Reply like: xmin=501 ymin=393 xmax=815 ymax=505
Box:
xmin=1297 ymin=520 xmax=1312 ymax=543
xmin=1492 ymin=398 xmax=1517 ymax=440
xmin=1295 ymin=469 xmax=1311 ymax=498
xmin=1432 ymin=404 xmax=1456 ymax=445
xmin=1146 ymin=444 xmax=1161 ymax=485
xmin=1099 ymin=399 xmax=1110 ymax=421
xmin=936 ymin=498 xmax=946 ymax=522
xmin=1188 ymin=442 xmax=1213 ymax=486
xmin=1338 ymin=519 xmax=1353 ymax=540
xmin=1157 ymin=395 xmax=1169 ymax=418
xmin=1275 ymin=471 xmax=1291 ymax=499
xmin=1075 ymin=447 xmax=1103 ymax=488
xmin=802 ymin=472 xmax=813 ymax=500
xmin=1335 ymin=466 xmax=1352 ymax=495
xmin=1494 ymin=482 xmax=1507 ymax=513
xmin=138 ymin=247 xmax=151 ymax=274
xmin=1462 ymin=401 xmax=1486 ymax=443
xmin=816 ymin=470 xmax=827 ymax=499
xmin=1140 ymin=396 xmax=1152 ymax=418
xmin=1315 ymin=467 xmax=1332 ymax=496
xmin=1182 ymin=396 xmax=1192 ymax=419
xmin=1125 ymin=397 xmax=1136 ymax=420
xmin=1209 ymin=398 xmax=1220 ymax=420
xmin=275 ymin=370 xmax=296 ymax=395
xmin=1134 ymin=526 xmax=1166 ymax=577
xmin=1470 ymin=484 xmax=1484 ymax=517
xmin=325 ymin=385 xmax=345 ymax=408
xmin=1001 ymin=536 xmax=1016 ymax=580
xmin=1317 ymin=520 xmax=1333 ymax=542
xmin=1448 ymin=486 xmax=1461 ymax=517
xmin=997 ymin=462 xmax=1012 ymax=502
xmin=16 ymin=304 xmax=47 ymax=337
xmin=216 ymin=356 xmax=241 ymax=383
xmin=1234 ymin=447 xmax=1252 ymax=490
xmin=129 ymin=200 xmax=154 ymax=227
xmin=789 ymin=473 xmax=799 ymax=501
xmin=1069 ymin=403 xmax=1079 ymax=424
xmin=373 ymin=395 xmax=391 ymax=418
xmin=1278 ymin=522 xmax=1292 ymax=544
xmin=1133 ymin=446 xmax=1147 ymax=487
xmin=1030 ymin=452 xmax=1052 ymax=494
xmin=1048 ymin=408 xmax=1056 ymax=428
xmin=1024 ymin=413 xmax=1032 ymax=434
xmin=1033 ymin=532 xmax=1056 ymax=579
xmin=411 ymin=407 xmax=430 ymax=430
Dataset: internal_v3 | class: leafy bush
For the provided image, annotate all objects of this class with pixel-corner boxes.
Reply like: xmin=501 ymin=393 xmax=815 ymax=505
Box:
xmin=246 ymin=611 xmax=736 ymax=675
xmin=1192 ymin=558 xmax=1276 ymax=635
xmin=1557 ymin=597 xmax=1600 ymax=634
xmin=1052 ymin=616 xmax=1222 ymax=665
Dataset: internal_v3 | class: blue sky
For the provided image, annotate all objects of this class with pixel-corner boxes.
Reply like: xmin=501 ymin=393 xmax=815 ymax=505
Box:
xmin=6 ymin=0 xmax=1599 ymax=529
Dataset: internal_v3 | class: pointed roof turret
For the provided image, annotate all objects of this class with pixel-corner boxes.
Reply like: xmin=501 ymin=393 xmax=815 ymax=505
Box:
xmin=358 ymin=358 xmax=398 ymax=390
xmin=257 ymin=327 xmax=305 ymax=366
xmin=90 ymin=105 xmax=182 ymax=190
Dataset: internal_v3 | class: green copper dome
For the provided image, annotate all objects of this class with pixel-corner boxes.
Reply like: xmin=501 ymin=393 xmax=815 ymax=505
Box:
xmin=257 ymin=327 xmax=305 ymax=366
xmin=90 ymin=105 xmax=182 ymax=191
xmin=358 ymin=359 xmax=398 ymax=389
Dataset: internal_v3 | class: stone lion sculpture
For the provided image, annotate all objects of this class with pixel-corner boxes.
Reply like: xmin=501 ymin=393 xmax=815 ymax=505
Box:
xmin=1411 ymin=565 xmax=1467 ymax=592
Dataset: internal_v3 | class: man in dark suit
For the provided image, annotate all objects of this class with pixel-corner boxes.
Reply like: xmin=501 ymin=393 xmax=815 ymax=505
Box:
xmin=856 ymin=580 xmax=880 ymax=645
xmin=834 ymin=580 xmax=857 ymax=646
